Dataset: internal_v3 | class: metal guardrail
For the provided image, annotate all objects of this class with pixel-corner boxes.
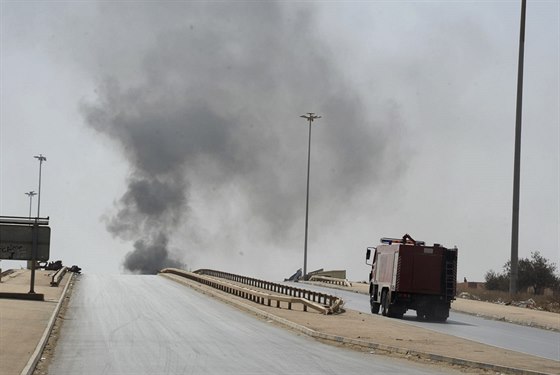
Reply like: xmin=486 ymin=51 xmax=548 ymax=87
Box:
xmin=161 ymin=268 xmax=343 ymax=314
xmin=309 ymin=275 xmax=352 ymax=287
xmin=50 ymin=267 xmax=67 ymax=287
xmin=0 ymin=268 xmax=15 ymax=282
xmin=195 ymin=269 xmax=341 ymax=307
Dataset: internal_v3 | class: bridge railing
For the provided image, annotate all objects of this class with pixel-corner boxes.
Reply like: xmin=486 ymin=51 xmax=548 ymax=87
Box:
xmin=308 ymin=275 xmax=352 ymax=287
xmin=160 ymin=268 xmax=343 ymax=315
xmin=195 ymin=269 xmax=341 ymax=307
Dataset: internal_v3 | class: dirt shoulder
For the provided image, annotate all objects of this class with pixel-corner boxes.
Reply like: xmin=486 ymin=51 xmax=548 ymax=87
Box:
xmin=162 ymin=273 xmax=560 ymax=375
xmin=451 ymin=298 xmax=559 ymax=331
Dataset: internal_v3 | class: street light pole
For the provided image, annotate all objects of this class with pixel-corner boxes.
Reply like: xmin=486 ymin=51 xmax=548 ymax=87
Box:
xmin=300 ymin=113 xmax=321 ymax=278
xmin=34 ymin=154 xmax=47 ymax=218
xmin=25 ymin=191 xmax=36 ymax=218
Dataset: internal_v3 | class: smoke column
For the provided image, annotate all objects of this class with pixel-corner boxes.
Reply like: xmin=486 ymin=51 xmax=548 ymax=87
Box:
xmin=81 ymin=2 xmax=406 ymax=273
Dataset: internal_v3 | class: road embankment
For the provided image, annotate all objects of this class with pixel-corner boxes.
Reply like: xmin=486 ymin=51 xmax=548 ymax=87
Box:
xmin=162 ymin=272 xmax=559 ymax=375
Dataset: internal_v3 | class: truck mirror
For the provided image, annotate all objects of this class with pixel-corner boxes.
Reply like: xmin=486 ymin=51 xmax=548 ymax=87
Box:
xmin=366 ymin=247 xmax=376 ymax=265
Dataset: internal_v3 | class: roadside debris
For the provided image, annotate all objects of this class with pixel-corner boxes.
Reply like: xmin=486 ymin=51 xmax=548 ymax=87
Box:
xmin=40 ymin=260 xmax=81 ymax=274
xmin=43 ymin=260 xmax=63 ymax=271
xmin=458 ymin=292 xmax=481 ymax=301
xmin=284 ymin=268 xmax=302 ymax=282
xmin=507 ymin=298 xmax=537 ymax=309
xmin=458 ymin=292 xmax=545 ymax=311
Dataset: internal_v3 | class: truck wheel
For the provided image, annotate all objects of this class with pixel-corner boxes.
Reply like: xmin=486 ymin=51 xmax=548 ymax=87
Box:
xmin=432 ymin=307 xmax=449 ymax=322
xmin=416 ymin=310 xmax=427 ymax=321
xmin=381 ymin=290 xmax=389 ymax=316
xmin=370 ymin=295 xmax=380 ymax=314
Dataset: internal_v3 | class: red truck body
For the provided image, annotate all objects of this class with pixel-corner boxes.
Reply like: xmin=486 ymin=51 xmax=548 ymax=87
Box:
xmin=366 ymin=235 xmax=457 ymax=321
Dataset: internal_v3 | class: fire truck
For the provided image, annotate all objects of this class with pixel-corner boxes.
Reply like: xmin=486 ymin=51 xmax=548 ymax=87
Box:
xmin=365 ymin=234 xmax=457 ymax=321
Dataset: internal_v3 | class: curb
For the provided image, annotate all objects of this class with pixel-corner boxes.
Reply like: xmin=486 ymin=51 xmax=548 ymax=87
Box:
xmin=20 ymin=272 xmax=74 ymax=375
xmin=162 ymin=273 xmax=553 ymax=375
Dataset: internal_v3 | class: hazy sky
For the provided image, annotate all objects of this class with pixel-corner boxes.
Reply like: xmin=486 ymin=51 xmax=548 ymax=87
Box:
xmin=1 ymin=1 xmax=558 ymax=281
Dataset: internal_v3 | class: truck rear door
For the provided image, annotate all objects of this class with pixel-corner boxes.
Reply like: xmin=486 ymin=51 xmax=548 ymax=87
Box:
xmin=397 ymin=246 xmax=444 ymax=295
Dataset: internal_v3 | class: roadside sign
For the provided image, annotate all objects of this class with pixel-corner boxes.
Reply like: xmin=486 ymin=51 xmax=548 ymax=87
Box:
xmin=0 ymin=224 xmax=50 ymax=261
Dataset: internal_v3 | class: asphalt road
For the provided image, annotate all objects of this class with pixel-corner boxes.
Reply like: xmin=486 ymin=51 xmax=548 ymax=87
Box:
xmin=292 ymin=282 xmax=560 ymax=361
xmin=47 ymin=275 xmax=458 ymax=374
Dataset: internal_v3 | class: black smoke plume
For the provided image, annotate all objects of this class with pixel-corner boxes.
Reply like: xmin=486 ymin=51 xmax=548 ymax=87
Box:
xmin=81 ymin=2 xmax=406 ymax=273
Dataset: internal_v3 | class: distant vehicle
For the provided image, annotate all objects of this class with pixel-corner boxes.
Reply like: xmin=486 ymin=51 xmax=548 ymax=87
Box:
xmin=365 ymin=234 xmax=457 ymax=322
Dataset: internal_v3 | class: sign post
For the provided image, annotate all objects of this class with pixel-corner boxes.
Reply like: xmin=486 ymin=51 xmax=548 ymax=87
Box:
xmin=0 ymin=216 xmax=50 ymax=294
xmin=29 ymin=220 xmax=39 ymax=293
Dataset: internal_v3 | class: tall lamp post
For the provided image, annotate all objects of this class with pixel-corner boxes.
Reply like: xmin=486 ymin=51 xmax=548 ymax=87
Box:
xmin=25 ymin=191 xmax=36 ymax=218
xmin=300 ymin=113 xmax=321 ymax=278
xmin=34 ymin=154 xmax=47 ymax=218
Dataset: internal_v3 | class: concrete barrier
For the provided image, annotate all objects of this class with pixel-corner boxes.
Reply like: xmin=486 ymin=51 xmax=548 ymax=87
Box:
xmin=50 ymin=267 xmax=67 ymax=287
xmin=0 ymin=292 xmax=44 ymax=301
xmin=161 ymin=268 xmax=343 ymax=314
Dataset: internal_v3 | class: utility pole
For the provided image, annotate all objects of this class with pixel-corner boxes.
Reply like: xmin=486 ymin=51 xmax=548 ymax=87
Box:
xmin=300 ymin=113 xmax=321 ymax=278
xmin=510 ymin=0 xmax=527 ymax=295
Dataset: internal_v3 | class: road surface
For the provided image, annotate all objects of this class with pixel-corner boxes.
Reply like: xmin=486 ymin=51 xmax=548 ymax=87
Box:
xmin=292 ymin=282 xmax=560 ymax=361
xmin=48 ymin=275 xmax=458 ymax=374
